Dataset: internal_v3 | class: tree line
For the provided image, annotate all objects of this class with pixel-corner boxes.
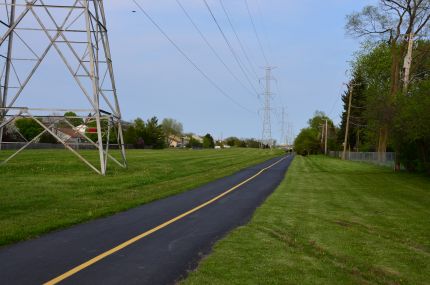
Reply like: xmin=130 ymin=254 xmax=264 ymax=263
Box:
xmin=6 ymin=114 xmax=265 ymax=150
xmin=295 ymin=0 xmax=430 ymax=174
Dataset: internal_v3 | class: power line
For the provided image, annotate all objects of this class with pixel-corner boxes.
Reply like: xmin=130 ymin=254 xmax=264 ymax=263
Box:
xmin=328 ymin=83 xmax=345 ymax=119
xmin=254 ymin=0 xmax=274 ymax=64
xmin=131 ymin=0 xmax=255 ymax=114
xmin=244 ymin=0 xmax=269 ymax=66
xmin=175 ymin=0 xmax=257 ymax=99
xmin=218 ymin=0 xmax=259 ymax=80
xmin=202 ymin=0 xmax=260 ymax=96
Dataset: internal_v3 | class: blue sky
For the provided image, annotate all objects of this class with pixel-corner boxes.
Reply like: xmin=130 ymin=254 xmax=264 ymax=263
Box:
xmin=12 ymin=0 xmax=375 ymax=142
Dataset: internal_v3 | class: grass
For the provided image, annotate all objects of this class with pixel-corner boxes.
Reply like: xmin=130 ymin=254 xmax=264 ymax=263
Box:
xmin=184 ymin=156 xmax=430 ymax=285
xmin=0 ymin=148 xmax=282 ymax=247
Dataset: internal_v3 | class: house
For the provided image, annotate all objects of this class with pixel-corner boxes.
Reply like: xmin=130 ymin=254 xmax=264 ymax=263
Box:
xmin=168 ymin=135 xmax=182 ymax=148
xmin=56 ymin=128 xmax=86 ymax=144
xmin=191 ymin=135 xmax=203 ymax=143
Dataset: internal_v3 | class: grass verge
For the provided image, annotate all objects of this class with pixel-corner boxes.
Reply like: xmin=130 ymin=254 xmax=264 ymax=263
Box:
xmin=0 ymin=148 xmax=282 ymax=247
xmin=184 ymin=156 xmax=430 ymax=285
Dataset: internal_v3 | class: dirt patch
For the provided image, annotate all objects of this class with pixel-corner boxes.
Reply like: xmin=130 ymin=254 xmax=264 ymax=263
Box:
xmin=335 ymin=220 xmax=354 ymax=227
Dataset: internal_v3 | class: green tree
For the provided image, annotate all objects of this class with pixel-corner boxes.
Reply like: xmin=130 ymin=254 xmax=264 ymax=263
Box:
xmin=393 ymin=78 xmax=430 ymax=173
xmin=123 ymin=125 xmax=137 ymax=145
xmin=245 ymin=138 xmax=260 ymax=148
xmin=294 ymin=128 xmax=320 ymax=156
xmin=187 ymin=136 xmax=203 ymax=148
xmin=203 ymin=133 xmax=215 ymax=149
xmin=143 ymin=117 xmax=165 ymax=149
xmin=346 ymin=1 xmax=430 ymax=157
xmin=294 ymin=111 xmax=336 ymax=155
xmin=161 ymin=118 xmax=183 ymax=146
xmin=338 ymin=69 xmax=370 ymax=151
xmin=338 ymin=39 xmax=430 ymax=173
xmin=15 ymin=118 xmax=43 ymax=141
xmin=39 ymin=132 xmax=57 ymax=144
xmin=225 ymin=137 xmax=239 ymax=147
xmin=64 ymin=112 xmax=84 ymax=127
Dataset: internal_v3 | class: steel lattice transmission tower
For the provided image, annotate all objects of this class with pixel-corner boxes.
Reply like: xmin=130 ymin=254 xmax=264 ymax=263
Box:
xmin=260 ymin=66 xmax=275 ymax=148
xmin=0 ymin=0 xmax=127 ymax=175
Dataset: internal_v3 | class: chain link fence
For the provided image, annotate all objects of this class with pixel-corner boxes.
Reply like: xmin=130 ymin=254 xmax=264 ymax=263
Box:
xmin=0 ymin=142 xmax=134 ymax=150
xmin=328 ymin=151 xmax=396 ymax=167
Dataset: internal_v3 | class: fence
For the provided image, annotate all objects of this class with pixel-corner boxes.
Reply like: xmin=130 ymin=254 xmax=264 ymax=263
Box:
xmin=328 ymin=151 xmax=396 ymax=167
xmin=0 ymin=142 xmax=134 ymax=150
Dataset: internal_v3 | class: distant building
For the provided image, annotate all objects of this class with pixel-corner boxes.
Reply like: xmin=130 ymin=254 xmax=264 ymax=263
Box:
xmin=168 ymin=135 xmax=182 ymax=148
xmin=56 ymin=128 xmax=86 ymax=144
xmin=191 ymin=135 xmax=203 ymax=143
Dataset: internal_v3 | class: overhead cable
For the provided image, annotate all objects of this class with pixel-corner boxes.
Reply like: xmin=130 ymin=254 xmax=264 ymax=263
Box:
xmin=132 ymin=0 xmax=255 ymax=114
xmin=175 ymin=0 xmax=257 ymax=98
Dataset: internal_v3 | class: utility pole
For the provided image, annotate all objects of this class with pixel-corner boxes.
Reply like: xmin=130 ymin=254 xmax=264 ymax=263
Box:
xmin=261 ymin=66 xmax=275 ymax=149
xmin=342 ymin=85 xmax=354 ymax=160
xmin=324 ymin=119 xmax=328 ymax=155
xmin=288 ymin=122 xmax=294 ymax=151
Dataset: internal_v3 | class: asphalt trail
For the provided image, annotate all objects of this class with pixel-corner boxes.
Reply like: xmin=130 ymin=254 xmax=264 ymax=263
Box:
xmin=0 ymin=155 xmax=293 ymax=285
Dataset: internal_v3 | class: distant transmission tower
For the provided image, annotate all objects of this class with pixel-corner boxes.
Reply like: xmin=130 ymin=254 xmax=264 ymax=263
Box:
xmin=0 ymin=0 xmax=126 ymax=175
xmin=260 ymin=66 xmax=275 ymax=148
xmin=280 ymin=107 xmax=286 ymax=146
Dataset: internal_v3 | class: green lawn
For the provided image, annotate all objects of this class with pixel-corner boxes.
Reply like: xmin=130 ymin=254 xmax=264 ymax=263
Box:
xmin=184 ymin=156 xmax=430 ymax=285
xmin=0 ymin=148 xmax=282 ymax=247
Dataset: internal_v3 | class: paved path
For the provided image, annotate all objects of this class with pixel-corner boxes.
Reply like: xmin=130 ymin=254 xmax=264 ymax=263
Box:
xmin=0 ymin=155 xmax=293 ymax=285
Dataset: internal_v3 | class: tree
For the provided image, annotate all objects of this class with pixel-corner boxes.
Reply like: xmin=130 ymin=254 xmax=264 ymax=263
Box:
xmin=294 ymin=111 xmax=336 ymax=155
xmin=245 ymin=138 xmax=260 ymax=148
xmin=187 ymin=136 xmax=203 ymax=148
xmin=338 ymin=69 xmax=370 ymax=151
xmin=14 ymin=118 xmax=43 ymax=141
xmin=294 ymin=128 xmax=320 ymax=156
xmin=122 ymin=117 xmax=166 ymax=149
xmin=307 ymin=111 xmax=336 ymax=152
xmin=64 ymin=112 xmax=84 ymax=127
xmin=393 ymin=75 xmax=430 ymax=173
xmin=161 ymin=118 xmax=183 ymax=146
xmin=39 ymin=132 xmax=57 ymax=144
xmin=340 ymin=36 xmax=430 ymax=173
xmin=346 ymin=0 xmax=430 ymax=157
xmin=143 ymin=117 xmax=166 ymax=149
xmin=123 ymin=125 xmax=137 ymax=145
xmin=225 ymin=137 xmax=240 ymax=147
xmin=203 ymin=133 xmax=215 ymax=148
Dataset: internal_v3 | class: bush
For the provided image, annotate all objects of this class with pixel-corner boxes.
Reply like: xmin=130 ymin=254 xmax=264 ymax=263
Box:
xmin=294 ymin=128 xmax=320 ymax=156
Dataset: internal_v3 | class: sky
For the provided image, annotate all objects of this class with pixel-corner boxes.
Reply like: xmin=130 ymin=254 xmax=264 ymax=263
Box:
xmin=5 ymin=0 xmax=376 ymax=142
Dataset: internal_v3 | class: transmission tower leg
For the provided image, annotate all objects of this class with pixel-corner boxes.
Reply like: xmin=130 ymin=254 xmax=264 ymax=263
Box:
xmin=85 ymin=0 xmax=106 ymax=175
xmin=0 ymin=0 xmax=16 ymax=151
xmin=97 ymin=0 xmax=127 ymax=168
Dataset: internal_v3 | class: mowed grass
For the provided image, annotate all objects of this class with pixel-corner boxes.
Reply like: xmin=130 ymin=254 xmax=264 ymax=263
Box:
xmin=0 ymin=148 xmax=282 ymax=247
xmin=184 ymin=156 xmax=430 ymax=285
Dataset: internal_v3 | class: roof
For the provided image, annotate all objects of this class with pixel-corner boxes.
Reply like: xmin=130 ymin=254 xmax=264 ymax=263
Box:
xmin=57 ymin=128 xmax=86 ymax=139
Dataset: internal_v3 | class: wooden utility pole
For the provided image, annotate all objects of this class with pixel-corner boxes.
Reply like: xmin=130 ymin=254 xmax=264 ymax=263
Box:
xmin=324 ymin=119 xmax=328 ymax=155
xmin=342 ymin=86 xmax=353 ymax=160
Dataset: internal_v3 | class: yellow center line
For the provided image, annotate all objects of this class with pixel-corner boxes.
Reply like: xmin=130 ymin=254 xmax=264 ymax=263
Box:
xmin=44 ymin=156 xmax=288 ymax=285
